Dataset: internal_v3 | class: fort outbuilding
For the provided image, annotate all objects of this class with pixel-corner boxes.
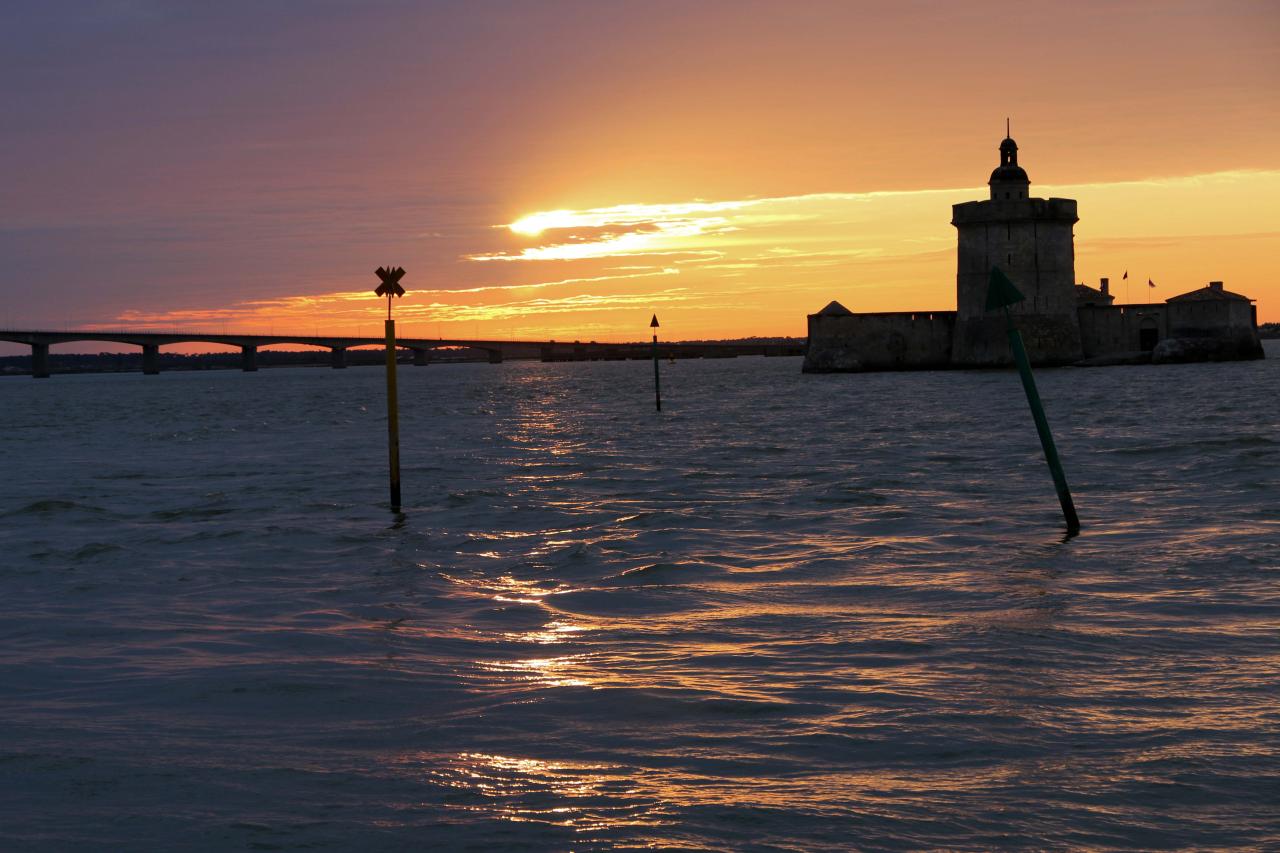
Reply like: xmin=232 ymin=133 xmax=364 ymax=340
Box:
xmin=803 ymin=134 xmax=1265 ymax=373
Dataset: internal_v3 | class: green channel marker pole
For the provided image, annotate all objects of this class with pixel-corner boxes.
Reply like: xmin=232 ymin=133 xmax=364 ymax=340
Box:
xmin=987 ymin=267 xmax=1081 ymax=534
xmin=650 ymin=313 xmax=662 ymax=412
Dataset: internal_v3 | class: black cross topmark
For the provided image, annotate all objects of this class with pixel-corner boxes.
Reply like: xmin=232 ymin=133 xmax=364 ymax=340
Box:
xmin=375 ymin=266 xmax=406 ymax=298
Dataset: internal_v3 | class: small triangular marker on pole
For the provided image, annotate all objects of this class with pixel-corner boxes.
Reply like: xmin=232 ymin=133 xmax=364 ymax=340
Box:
xmin=650 ymin=314 xmax=661 ymax=411
xmin=986 ymin=266 xmax=1025 ymax=311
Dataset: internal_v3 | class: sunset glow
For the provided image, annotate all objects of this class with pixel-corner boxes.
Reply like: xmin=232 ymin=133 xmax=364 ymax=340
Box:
xmin=2 ymin=2 xmax=1277 ymax=349
xmin=71 ymin=170 xmax=1280 ymax=346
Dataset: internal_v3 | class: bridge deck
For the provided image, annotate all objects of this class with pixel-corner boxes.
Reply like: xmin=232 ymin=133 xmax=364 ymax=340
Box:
xmin=0 ymin=329 xmax=804 ymax=377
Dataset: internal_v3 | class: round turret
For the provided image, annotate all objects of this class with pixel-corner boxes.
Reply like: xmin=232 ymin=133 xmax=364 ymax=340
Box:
xmin=989 ymin=136 xmax=1029 ymax=200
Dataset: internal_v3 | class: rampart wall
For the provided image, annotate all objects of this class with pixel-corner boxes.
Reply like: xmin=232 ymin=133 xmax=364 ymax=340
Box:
xmin=1160 ymin=300 xmax=1265 ymax=361
xmin=803 ymin=312 xmax=956 ymax=373
xmin=1077 ymin=304 xmax=1167 ymax=357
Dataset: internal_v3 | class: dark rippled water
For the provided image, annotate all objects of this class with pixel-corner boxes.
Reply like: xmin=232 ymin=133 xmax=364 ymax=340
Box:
xmin=2 ymin=346 xmax=1278 ymax=851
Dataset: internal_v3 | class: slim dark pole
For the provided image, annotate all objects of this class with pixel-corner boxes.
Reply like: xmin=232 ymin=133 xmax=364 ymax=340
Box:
xmin=385 ymin=314 xmax=402 ymax=513
xmin=650 ymin=314 xmax=661 ymax=412
xmin=1005 ymin=309 xmax=1079 ymax=532
xmin=988 ymin=266 xmax=1080 ymax=534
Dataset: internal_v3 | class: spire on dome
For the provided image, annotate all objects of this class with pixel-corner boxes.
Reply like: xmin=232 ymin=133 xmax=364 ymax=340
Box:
xmin=989 ymin=123 xmax=1029 ymax=200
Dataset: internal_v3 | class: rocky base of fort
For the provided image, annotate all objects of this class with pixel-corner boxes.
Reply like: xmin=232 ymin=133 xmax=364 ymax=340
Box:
xmin=803 ymin=336 xmax=1267 ymax=373
xmin=802 ymin=343 xmax=863 ymax=373
xmin=1073 ymin=350 xmax=1153 ymax=367
xmin=1151 ymin=336 xmax=1266 ymax=364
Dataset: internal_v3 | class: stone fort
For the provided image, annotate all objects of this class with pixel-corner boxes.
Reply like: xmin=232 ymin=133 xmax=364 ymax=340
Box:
xmin=803 ymin=133 xmax=1265 ymax=372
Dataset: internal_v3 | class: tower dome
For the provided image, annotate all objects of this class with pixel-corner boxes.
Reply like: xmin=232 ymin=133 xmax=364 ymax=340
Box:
xmin=988 ymin=133 xmax=1029 ymax=200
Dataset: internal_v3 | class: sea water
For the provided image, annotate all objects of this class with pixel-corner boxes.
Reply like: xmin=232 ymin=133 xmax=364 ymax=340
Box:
xmin=2 ymin=346 xmax=1277 ymax=851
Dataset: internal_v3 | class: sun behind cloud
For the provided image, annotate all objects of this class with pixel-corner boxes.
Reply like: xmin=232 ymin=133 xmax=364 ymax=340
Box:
xmin=101 ymin=170 xmax=1280 ymax=342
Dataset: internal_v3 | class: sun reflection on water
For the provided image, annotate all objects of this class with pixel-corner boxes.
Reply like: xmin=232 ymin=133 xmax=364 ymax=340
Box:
xmin=509 ymin=618 xmax=590 ymax=645
xmin=407 ymin=751 xmax=654 ymax=832
xmin=440 ymin=570 xmax=576 ymax=605
xmin=478 ymin=654 xmax=592 ymax=689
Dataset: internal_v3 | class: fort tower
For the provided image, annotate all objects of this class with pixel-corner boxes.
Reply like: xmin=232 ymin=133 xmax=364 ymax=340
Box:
xmin=950 ymin=133 xmax=1083 ymax=365
xmin=801 ymin=130 xmax=1262 ymax=373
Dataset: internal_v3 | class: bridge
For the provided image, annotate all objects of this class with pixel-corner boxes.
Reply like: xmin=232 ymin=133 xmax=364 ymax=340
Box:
xmin=0 ymin=329 xmax=804 ymax=378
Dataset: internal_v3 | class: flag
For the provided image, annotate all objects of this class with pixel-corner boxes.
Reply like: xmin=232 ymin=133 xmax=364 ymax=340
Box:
xmin=1122 ymin=270 xmax=1128 ymax=280
xmin=1148 ymin=279 xmax=1155 ymax=289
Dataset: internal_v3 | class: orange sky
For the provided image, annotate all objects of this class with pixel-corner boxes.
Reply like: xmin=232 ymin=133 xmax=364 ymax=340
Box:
xmin=2 ymin=1 xmax=1278 ymax=350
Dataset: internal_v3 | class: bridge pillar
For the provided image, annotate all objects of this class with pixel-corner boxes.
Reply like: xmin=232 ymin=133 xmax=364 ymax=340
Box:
xmin=241 ymin=345 xmax=258 ymax=372
xmin=31 ymin=343 xmax=50 ymax=378
xmin=413 ymin=348 xmax=429 ymax=366
xmin=487 ymin=349 xmax=504 ymax=364
xmin=331 ymin=346 xmax=347 ymax=369
xmin=142 ymin=344 xmax=160 ymax=375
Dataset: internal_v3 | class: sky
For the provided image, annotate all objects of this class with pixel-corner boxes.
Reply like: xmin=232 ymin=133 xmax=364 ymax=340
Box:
xmin=2 ymin=0 xmax=1278 ymax=351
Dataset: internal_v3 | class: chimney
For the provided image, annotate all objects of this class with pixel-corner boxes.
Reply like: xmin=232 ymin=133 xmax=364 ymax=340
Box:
xmin=1209 ymin=281 xmax=1223 ymax=291
xmin=1100 ymin=277 xmax=1109 ymax=296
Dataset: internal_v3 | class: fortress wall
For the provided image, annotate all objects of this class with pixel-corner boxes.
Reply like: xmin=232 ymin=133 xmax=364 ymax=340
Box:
xmin=1078 ymin=304 xmax=1167 ymax=356
xmin=1167 ymin=300 xmax=1256 ymax=337
xmin=950 ymin=313 xmax=1083 ymax=367
xmin=1078 ymin=301 xmax=1262 ymax=362
xmin=1163 ymin=299 xmax=1264 ymax=360
xmin=803 ymin=312 xmax=956 ymax=373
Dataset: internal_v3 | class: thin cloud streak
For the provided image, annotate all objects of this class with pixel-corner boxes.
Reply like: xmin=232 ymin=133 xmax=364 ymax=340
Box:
xmin=398 ymin=288 xmax=694 ymax=324
xmin=415 ymin=268 xmax=679 ymax=295
xmin=477 ymin=169 xmax=1280 ymax=267
xmin=112 ymin=270 xmax=687 ymax=330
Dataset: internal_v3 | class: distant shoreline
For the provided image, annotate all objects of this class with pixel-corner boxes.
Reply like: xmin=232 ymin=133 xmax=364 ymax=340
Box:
xmin=4 ymin=332 xmax=1270 ymax=377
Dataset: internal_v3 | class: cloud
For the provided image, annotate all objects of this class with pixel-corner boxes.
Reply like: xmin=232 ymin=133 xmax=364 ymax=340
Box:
xmin=394 ymin=288 xmax=695 ymax=324
xmin=475 ymin=169 xmax=1280 ymax=271
xmin=409 ymin=268 xmax=679 ymax=295
xmin=471 ymin=188 xmax=977 ymax=264
xmin=96 ymin=168 xmax=1280 ymax=336
xmin=110 ymin=269 xmax=685 ymax=330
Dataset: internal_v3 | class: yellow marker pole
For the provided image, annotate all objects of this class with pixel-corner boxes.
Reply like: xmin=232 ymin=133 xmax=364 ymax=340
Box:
xmin=374 ymin=266 xmax=406 ymax=512
xmin=385 ymin=315 xmax=402 ymax=513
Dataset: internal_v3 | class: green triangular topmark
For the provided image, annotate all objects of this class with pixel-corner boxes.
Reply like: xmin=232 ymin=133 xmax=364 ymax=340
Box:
xmin=986 ymin=266 xmax=1025 ymax=311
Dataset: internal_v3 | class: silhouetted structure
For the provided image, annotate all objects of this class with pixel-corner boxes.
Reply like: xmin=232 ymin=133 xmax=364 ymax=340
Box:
xmin=0 ymin=330 xmax=802 ymax=378
xmin=952 ymin=134 xmax=1081 ymax=366
xmin=804 ymin=133 xmax=1265 ymax=372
